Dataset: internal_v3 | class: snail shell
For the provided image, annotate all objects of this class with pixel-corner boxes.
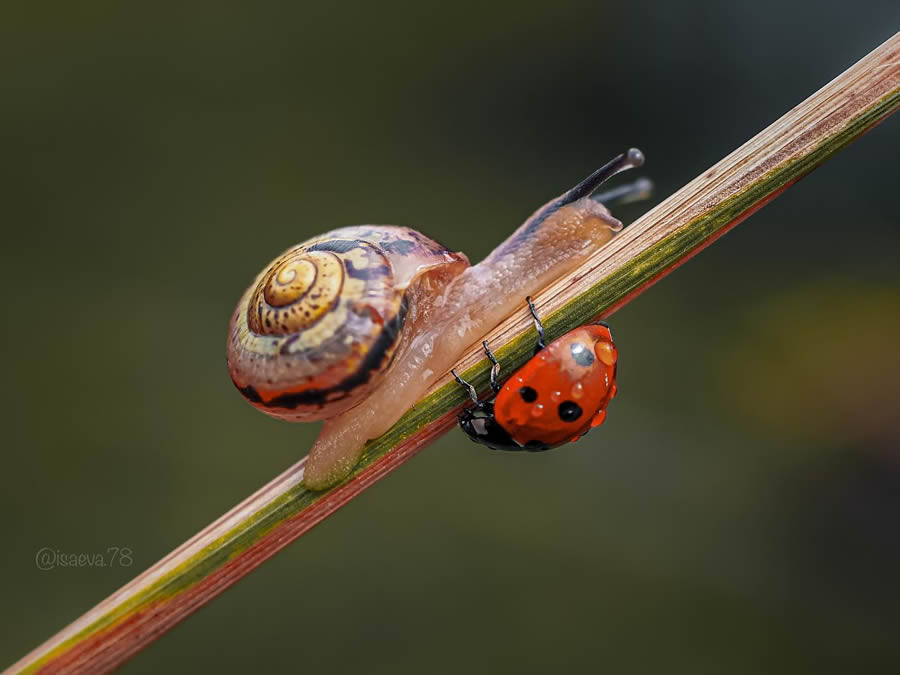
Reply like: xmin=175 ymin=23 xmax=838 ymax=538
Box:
xmin=227 ymin=225 xmax=468 ymax=421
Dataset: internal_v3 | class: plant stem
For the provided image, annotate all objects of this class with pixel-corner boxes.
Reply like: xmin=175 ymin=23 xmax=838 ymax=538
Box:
xmin=8 ymin=31 xmax=899 ymax=675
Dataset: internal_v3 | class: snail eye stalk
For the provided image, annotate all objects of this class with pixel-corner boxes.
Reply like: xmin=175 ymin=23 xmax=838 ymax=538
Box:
xmin=528 ymin=148 xmax=647 ymax=225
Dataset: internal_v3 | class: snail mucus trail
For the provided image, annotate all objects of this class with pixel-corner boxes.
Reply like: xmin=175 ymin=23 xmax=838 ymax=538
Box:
xmin=227 ymin=149 xmax=648 ymax=490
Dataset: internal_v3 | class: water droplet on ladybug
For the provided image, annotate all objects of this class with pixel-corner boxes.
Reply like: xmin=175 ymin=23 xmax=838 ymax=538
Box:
xmin=531 ymin=403 xmax=545 ymax=418
xmin=571 ymin=382 xmax=584 ymax=399
xmin=590 ymin=409 xmax=607 ymax=428
xmin=570 ymin=341 xmax=594 ymax=366
xmin=550 ymin=390 xmax=562 ymax=403
xmin=595 ymin=340 xmax=616 ymax=366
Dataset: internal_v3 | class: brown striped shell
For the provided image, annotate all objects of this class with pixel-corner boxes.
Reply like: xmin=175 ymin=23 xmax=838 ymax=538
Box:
xmin=227 ymin=225 xmax=468 ymax=421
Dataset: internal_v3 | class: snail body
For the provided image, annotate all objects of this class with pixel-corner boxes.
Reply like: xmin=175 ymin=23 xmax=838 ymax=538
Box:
xmin=227 ymin=149 xmax=647 ymax=490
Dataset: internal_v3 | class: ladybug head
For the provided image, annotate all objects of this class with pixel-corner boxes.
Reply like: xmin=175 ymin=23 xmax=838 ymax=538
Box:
xmin=458 ymin=403 xmax=552 ymax=453
xmin=458 ymin=403 xmax=517 ymax=451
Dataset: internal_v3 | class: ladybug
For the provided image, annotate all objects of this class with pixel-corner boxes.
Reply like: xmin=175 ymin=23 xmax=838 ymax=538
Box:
xmin=452 ymin=297 xmax=618 ymax=451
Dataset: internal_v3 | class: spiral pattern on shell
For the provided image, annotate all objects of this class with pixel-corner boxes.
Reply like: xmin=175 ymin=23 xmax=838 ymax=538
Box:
xmin=227 ymin=226 xmax=468 ymax=422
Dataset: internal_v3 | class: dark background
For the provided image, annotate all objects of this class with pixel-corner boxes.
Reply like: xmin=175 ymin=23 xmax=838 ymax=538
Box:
xmin=2 ymin=2 xmax=899 ymax=673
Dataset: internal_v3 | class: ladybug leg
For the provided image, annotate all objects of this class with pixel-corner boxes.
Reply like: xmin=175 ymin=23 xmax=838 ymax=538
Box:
xmin=451 ymin=368 xmax=483 ymax=408
xmin=481 ymin=340 xmax=501 ymax=393
xmin=526 ymin=296 xmax=546 ymax=352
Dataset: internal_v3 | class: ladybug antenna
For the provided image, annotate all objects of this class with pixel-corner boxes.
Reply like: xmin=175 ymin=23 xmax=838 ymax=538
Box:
xmin=592 ymin=176 xmax=654 ymax=207
xmin=559 ymin=148 xmax=645 ymax=205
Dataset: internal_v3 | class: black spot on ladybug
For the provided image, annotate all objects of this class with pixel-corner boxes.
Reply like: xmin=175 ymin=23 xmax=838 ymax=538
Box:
xmin=558 ymin=401 xmax=583 ymax=422
xmin=524 ymin=440 xmax=549 ymax=450
xmin=519 ymin=386 xmax=537 ymax=402
xmin=569 ymin=342 xmax=594 ymax=366
xmin=380 ymin=239 xmax=416 ymax=255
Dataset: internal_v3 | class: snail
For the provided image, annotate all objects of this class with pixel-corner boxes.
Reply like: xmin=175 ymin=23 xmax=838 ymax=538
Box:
xmin=227 ymin=149 xmax=648 ymax=490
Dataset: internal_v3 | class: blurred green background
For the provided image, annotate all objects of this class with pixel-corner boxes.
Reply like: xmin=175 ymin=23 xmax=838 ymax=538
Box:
xmin=2 ymin=2 xmax=899 ymax=673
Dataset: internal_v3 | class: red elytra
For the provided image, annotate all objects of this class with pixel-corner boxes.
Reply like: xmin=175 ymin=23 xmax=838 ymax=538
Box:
xmin=494 ymin=324 xmax=618 ymax=446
